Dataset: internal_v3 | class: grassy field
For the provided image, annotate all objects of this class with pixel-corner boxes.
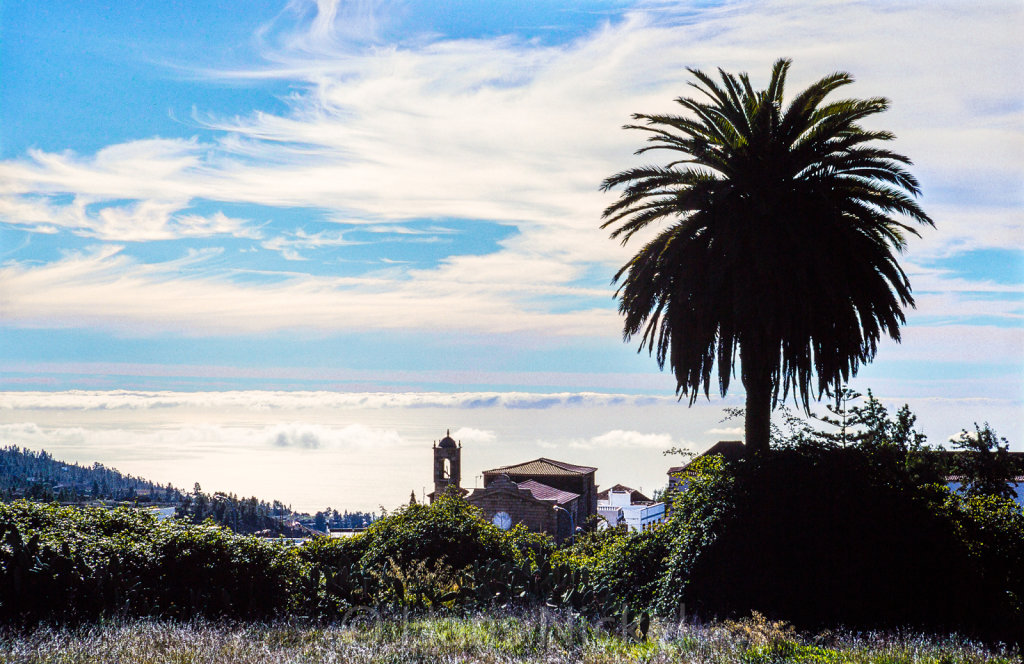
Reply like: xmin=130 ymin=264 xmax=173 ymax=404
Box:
xmin=0 ymin=612 xmax=1016 ymax=664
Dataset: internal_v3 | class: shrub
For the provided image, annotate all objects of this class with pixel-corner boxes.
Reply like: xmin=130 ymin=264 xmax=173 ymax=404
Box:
xmin=144 ymin=522 xmax=297 ymax=619
xmin=0 ymin=501 xmax=299 ymax=623
xmin=939 ymin=491 xmax=1024 ymax=638
xmin=654 ymin=447 xmax=1024 ymax=643
xmin=292 ymin=493 xmax=554 ymax=613
xmin=556 ymin=526 xmax=671 ymax=618
xmin=357 ymin=492 xmax=551 ymax=573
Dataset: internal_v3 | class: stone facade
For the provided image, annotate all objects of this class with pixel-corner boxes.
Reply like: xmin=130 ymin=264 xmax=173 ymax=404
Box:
xmin=425 ymin=432 xmax=597 ymax=543
xmin=481 ymin=458 xmax=597 ymax=533
xmin=429 ymin=430 xmax=466 ymax=503
xmin=466 ymin=475 xmax=572 ymax=541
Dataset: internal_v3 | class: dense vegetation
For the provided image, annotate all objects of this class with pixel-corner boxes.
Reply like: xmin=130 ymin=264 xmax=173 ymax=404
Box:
xmin=174 ymin=485 xmax=301 ymax=535
xmin=1 ymin=399 xmax=1020 ymax=647
xmin=0 ymin=446 xmax=375 ymax=536
xmin=0 ymin=446 xmax=183 ymax=504
xmin=0 ymin=613 xmax=1017 ymax=663
xmin=173 ymin=484 xmax=378 ymax=537
xmin=2 ymin=448 xmax=1021 ymax=645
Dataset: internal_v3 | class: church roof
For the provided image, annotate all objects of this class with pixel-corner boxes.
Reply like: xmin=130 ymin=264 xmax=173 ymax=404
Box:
xmin=517 ymin=480 xmax=580 ymax=505
xmin=485 ymin=457 xmax=596 ymax=476
xmin=437 ymin=429 xmax=458 ymax=449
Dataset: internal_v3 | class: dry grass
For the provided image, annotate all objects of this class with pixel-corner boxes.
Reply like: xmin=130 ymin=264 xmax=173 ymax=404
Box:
xmin=0 ymin=612 xmax=1016 ymax=664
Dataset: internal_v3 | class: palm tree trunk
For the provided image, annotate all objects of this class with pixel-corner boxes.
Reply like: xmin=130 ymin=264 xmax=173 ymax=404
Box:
xmin=743 ymin=362 xmax=773 ymax=458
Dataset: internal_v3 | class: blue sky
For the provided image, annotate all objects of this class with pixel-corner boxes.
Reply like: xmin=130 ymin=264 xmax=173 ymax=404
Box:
xmin=0 ymin=0 xmax=1021 ymax=509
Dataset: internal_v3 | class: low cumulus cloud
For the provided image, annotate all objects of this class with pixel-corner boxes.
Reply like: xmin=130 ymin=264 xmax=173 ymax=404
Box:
xmin=0 ymin=421 xmax=239 ymax=455
xmin=450 ymin=427 xmax=496 ymax=444
xmin=705 ymin=427 xmax=744 ymax=436
xmin=0 ymin=420 xmax=404 ymax=455
xmin=269 ymin=424 xmax=323 ymax=449
xmin=267 ymin=422 xmax=403 ymax=449
xmin=571 ymin=429 xmax=676 ymax=450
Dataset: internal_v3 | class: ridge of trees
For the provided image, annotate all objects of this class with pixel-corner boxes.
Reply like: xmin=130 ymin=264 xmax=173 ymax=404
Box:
xmin=0 ymin=446 xmax=375 ymax=536
xmin=0 ymin=445 xmax=183 ymax=504
xmin=177 ymin=484 xmax=375 ymax=536
xmin=714 ymin=390 xmax=1023 ymax=500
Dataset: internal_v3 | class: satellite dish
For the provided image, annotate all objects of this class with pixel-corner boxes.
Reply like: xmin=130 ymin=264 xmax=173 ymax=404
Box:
xmin=492 ymin=511 xmax=512 ymax=530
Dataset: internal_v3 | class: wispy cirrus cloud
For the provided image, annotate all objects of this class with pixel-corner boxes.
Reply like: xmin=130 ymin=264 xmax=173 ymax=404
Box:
xmin=261 ymin=228 xmax=361 ymax=260
xmin=0 ymin=0 xmax=1019 ymax=353
xmin=0 ymin=245 xmax=617 ymax=335
xmin=0 ymin=194 xmax=259 ymax=242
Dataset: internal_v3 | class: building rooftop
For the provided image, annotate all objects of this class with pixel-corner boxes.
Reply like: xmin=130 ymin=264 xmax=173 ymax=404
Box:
xmin=517 ymin=479 xmax=580 ymax=505
xmin=597 ymin=484 xmax=652 ymax=503
xmin=485 ymin=457 xmax=597 ymax=477
xmin=668 ymin=440 xmax=746 ymax=474
xmin=437 ymin=429 xmax=458 ymax=449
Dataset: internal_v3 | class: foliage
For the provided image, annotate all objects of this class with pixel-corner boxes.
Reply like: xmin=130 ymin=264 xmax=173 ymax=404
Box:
xmin=600 ymin=59 xmax=933 ymax=455
xmin=291 ymin=533 xmax=375 ymax=614
xmin=0 ymin=501 xmax=299 ymax=623
xmin=357 ymin=492 xmax=551 ymax=574
xmin=2 ymin=441 xmax=1022 ymax=644
xmin=739 ymin=391 xmax=945 ymax=486
xmin=950 ymin=423 xmax=1022 ymax=500
xmin=555 ymin=525 xmax=672 ymax=620
xmin=655 ymin=454 xmax=738 ymax=617
xmin=0 ymin=445 xmax=183 ymax=503
xmin=0 ymin=614 xmax=1016 ymax=664
xmin=176 ymin=485 xmax=300 ymax=536
xmin=938 ymin=491 xmax=1024 ymax=636
xmin=654 ymin=444 xmax=1024 ymax=643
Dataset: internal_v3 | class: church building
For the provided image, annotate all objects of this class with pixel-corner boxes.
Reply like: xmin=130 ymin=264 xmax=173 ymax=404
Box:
xmin=428 ymin=430 xmax=597 ymax=543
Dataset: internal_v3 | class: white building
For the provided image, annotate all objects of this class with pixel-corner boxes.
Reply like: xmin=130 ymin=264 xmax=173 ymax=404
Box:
xmin=597 ymin=485 xmax=666 ymax=532
xmin=147 ymin=506 xmax=177 ymax=522
xmin=597 ymin=504 xmax=624 ymax=530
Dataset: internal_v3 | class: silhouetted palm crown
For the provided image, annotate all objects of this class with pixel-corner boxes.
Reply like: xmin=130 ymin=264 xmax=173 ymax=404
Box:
xmin=601 ymin=59 xmax=932 ymax=451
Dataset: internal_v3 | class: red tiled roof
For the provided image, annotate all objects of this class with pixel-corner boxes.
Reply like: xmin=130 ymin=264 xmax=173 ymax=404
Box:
xmin=517 ymin=480 xmax=580 ymax=505
xmin=485 ymin=457 xmax=597 ymax=476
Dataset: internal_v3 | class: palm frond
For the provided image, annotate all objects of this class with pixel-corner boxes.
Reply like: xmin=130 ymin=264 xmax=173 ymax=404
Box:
xmin=600 ymin=59 xmax=931 ymax=428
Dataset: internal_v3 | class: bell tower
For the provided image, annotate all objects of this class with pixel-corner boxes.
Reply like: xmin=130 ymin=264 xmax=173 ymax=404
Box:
xmin=431 ymin=429 xmax=461 ymax=502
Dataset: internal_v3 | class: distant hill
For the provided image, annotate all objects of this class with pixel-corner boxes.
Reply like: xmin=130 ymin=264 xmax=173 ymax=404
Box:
xmin=0 ymin=445 xmax=376 ymax=536
xmin=0 ymin=445 xmax=183 ymax=503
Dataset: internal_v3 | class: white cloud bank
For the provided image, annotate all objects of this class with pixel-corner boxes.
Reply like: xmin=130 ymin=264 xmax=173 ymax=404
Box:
xmin=0 ymin=390 xmax=679 ymax=412
xmin=1 ymin=387 xmax=1020 ymax=512
xmin=572 ymin=429 xmax=683 ymax=450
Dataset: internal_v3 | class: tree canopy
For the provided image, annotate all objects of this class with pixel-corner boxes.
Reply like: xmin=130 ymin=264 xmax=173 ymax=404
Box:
xmin=601 ymin=58 xmax=932 ymax=455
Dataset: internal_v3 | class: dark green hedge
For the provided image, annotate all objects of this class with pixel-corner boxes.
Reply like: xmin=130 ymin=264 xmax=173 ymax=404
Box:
xmin=0 ymin=502 xmax=297 ymax=623
xmin=655 ymin=448 xmax=1024 ymax=643
xmin=3 ymin=460 xmax=1021 ymax=645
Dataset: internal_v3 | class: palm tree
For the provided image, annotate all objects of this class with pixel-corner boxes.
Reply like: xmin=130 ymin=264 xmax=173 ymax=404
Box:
xmin=600 ymin=59 xmax=932 ymax=457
